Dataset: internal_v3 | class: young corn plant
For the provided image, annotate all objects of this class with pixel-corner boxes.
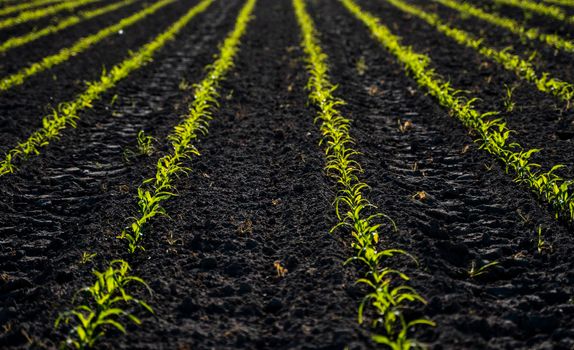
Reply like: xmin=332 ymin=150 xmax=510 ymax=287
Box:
xmin=123 ymin=131 xmax=156 ymax=161
xmin=503 ymin=84 xmax=516 ymax=113
xmin=118 ymin=0 xmax=257 ymax=253
xmin=356 ymin=56 xmax=367 ymax=76
xmin=79 ymin=252 xmax=97 ymax=265
xmin=342 ymin=0 xmax=574 ymax=223
xmin=468 ymin=260 xmax=499 ymax=278
xmin=0 ymin=0 xmax=215 ymax=177
xmin=55 ymin=260 xmax=153 ymax=349
xmin=136 ymin=130 xmax=155 ymax=156
xmin=536 ymin=225 xmax=551 ymax=254
xmin=294 ymin=0 xmax=434 ymax=347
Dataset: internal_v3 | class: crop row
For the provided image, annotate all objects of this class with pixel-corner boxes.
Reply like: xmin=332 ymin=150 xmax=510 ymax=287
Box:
xmin=294 ymin=0 xmax=434 ymax=347
xmin=0 ymin=0 xmax=173 ymax=92
xmin=0 ymin=0 xmax=101 ymax=30
xmin=55 ymin=0 xmax=257 ymax=347
xmin=0 ymin=0 xmax=138 ymax=54
xmin=434 ymin=0 xmax=574 ymax=54
xmin=491 ymin=0 xmax=574 ymax=24
xmin=385 ymin=0 xmax=574 ymax=104
xmin=341 ymin=0 xmax=574 ymax=222
xmin=0 ymin=0 xmax=62 ymax=17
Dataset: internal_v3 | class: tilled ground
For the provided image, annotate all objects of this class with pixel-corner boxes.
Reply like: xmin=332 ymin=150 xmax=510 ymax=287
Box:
xmin=1 ymin=0 xmax=574 ymax=349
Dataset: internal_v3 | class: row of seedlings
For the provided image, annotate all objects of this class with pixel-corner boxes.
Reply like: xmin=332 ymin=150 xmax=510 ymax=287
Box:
xmin=0 ymin=0 xmax=63 ymax=16
xmin=293 ymin=0 xmax=435 ymax=347
xmin=490 ymin=0 xmax=574 ymax=24
xmin=118 ymin=0 xmax=256 ymax=253
xmin=0 ymin=0 xmax=211 ymax=175
xmin=0 ymin=0 xmax=101 ymax=30
xmin=433 ymin=0 xmax=574 ymax=54
xmin=56 ymin=0 xmax=257 ymax=348
xmin=0 ymin=0 xmax=175 ymax=91
xmin=0 ymin=0 xmax=139 ymax=54
xmin=341 ymin=0 xmax=574 ymax=222
xmin=383 ymin=0 xmax=574 ymax=104
xmin=51 ymin=0 xmax=219 ymax=345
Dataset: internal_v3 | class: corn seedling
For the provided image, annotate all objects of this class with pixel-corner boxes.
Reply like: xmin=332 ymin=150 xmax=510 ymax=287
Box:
xmin=490 ymin=0 xmax=574 ymax=24
xmin=536 ymin=225 xmax=551 ymax=254
xmin=165 ymin=231 xmax=183 ymax=246
xmin=79 ymin=252 xmax=97 ymax=265
xmin=0 ymin=0 xmax=102 ymax=31
xmin=0 ymin=0 xmax=63 ymax=17
xmin=342 ymin=0 xmax=574 ymax=223
xmin=0 ymin=0 xmax=138 ymax=54
xmin=434 ymin=0 xmax=574 ymax=54
xmin=356 ymin=56 xmax=367 ymax=76
xmin=468 ymin=260 xmax=499 ymax=278
xmin=123 ymin=131 xmax=155 ymax=161
xmin=294 ymin=0 xmax=434 ymax=346
xmin=385 ymin=0 xmax=574 ymax=104
xmin=0 ymin=0 xmax=174 ymax=92
xmin=55 ymin=260 xmax=153 ymax=349
xmin=136 ymin=130 xmax=155 ymax=156
xmin=503 ymin=84 xmax=516 ymax=113
xmin=118 ymin=0 xmax=256 ymax=253
xmin=0 ymin=0 xmax=214 ymax=177
xmin=178 ymin=79 xmax=193 ymax=91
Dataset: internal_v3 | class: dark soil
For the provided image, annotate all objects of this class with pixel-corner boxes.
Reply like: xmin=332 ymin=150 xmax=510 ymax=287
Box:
xmin=1 ymin=0 xmax=574 ymax=349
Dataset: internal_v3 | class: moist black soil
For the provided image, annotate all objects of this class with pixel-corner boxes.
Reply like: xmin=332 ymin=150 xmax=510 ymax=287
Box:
xmin=1 ymin=0 xmax=574 ymax=349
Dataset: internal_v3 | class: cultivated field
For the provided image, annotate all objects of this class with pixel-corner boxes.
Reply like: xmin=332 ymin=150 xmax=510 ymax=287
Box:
xmin=0 ymin=0 xmax=573 ymax=349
